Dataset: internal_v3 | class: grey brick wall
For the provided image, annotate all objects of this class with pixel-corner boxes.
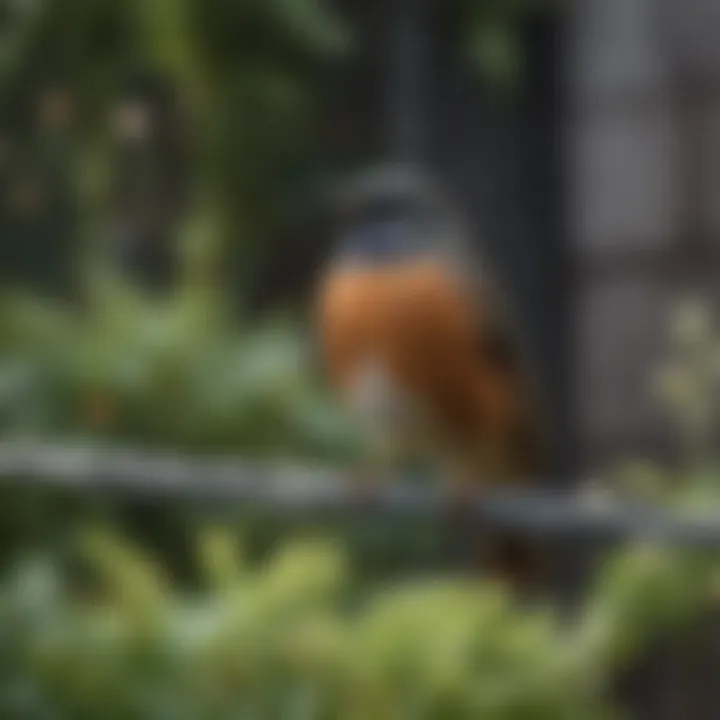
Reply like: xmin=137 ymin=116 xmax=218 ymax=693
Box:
xmin=571 ymin=0 xmax=720 ymax=465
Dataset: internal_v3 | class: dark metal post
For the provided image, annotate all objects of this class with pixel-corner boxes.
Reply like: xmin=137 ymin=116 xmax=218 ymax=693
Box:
xmin=382 ymin=0 xmax=430 ymax=162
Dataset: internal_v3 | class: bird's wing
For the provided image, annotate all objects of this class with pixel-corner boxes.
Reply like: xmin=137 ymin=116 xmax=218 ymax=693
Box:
xmin=476 ymin=282 xmax=547 ymax=477
xmin=439 ymin=239 xmax=547 ymax=478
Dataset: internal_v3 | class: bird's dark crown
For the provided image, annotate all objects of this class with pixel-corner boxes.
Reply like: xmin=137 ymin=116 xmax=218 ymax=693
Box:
xmin=332 ymin=163 xmax=456 ymax=264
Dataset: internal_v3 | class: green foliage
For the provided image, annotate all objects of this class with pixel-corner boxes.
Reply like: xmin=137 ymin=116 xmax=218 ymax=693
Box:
xmin=0 ymin=0 xmax=351 ymax=301
xmin=0 ymin=0 xmax=557 ymax=310
xmin=0 ymin=0 xmax=45 ymax=97
xmin=0 ymin=526 xmax=715 ymax=720
xmin=0 ymin=286 xmax=358 ymax=460
xmin=463 ymin=0 xmax=554 ymax=92
xmin=614 ymin=300 xmax=720 ymax=506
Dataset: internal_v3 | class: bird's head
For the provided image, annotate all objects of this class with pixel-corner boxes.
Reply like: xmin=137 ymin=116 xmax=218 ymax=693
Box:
xmin=330 ymin=163 xmax=465 ymax=265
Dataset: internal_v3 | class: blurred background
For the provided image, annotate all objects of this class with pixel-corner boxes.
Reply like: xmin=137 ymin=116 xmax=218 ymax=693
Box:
xmin=1 ymin=0 xmax=720 ymax=718
xmin=0 ymin=0 xmax=564 ymax=463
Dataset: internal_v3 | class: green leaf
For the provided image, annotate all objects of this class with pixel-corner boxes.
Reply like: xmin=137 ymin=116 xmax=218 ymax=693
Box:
xmin=267 ymin=0 xmax=352 ymax=57
xmin=466 ymin=17 xmax=524 ymax=91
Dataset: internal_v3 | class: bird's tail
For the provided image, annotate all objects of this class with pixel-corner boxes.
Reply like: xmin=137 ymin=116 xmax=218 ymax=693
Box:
xmin=457 ymin=379 xmax=550 ymax=596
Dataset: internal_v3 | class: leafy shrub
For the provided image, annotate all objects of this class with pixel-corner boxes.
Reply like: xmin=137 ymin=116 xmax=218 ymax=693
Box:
xmin=0 ymin=285 xmax=359 ymax=461
xmin=0 ymin=527 xmax=716 ymax=720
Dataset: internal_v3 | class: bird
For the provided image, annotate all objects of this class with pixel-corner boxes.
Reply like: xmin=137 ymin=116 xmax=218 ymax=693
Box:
xmin=313 ymin=163 xmax=548 ymax=593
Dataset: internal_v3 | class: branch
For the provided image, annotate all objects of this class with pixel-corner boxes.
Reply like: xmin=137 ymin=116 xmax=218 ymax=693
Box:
xmin=0 ymin=441 xmax=718 ymax=546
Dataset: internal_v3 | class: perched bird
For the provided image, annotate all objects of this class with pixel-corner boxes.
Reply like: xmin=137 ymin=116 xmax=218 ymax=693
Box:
xmin=314 ymin=163 xmax=547 ymax=591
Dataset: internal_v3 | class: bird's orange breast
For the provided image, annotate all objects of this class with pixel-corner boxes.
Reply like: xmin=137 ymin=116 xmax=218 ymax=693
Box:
xmin=315 ymin=259 xmax=523 ymax=452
